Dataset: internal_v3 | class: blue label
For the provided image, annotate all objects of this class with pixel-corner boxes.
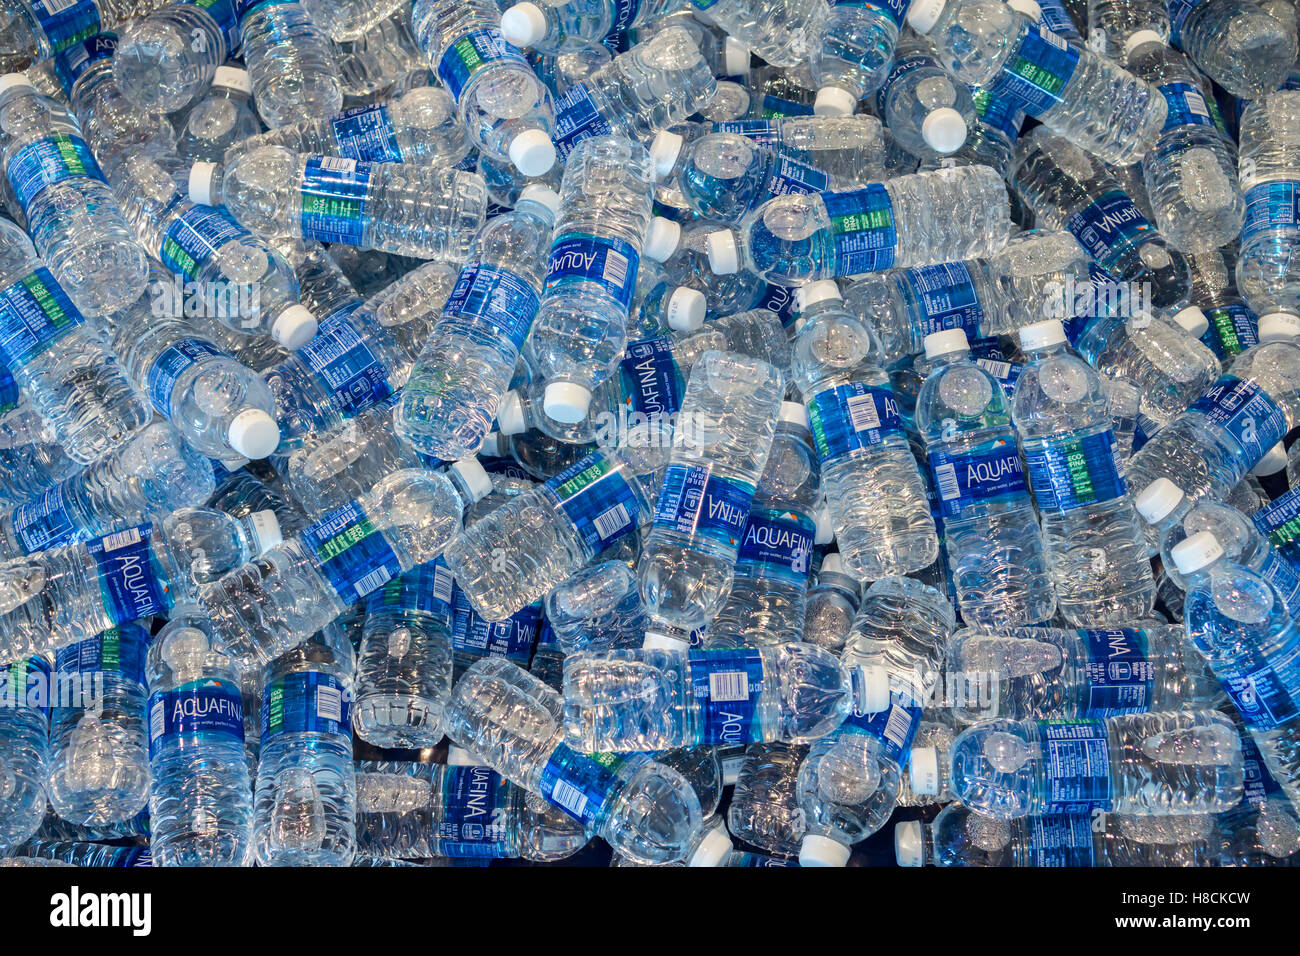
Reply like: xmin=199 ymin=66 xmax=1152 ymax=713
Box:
xmin=1023 ymin=429 xmax=1127 ymax=512
xmin=260 ymin=671 xmax=352 ymax=743
xmin=1256 ymin=550 xmax=1300 ymax=616
xmin=28 ymin=0 xmax=101 ymax=54
xmin=552 ymin=85 xmax=613 ymax=162
xmin=442 ymin=260 xmax=540 ymax=351
xmin=608 ymin=0 xmax=641 ymax=32
xmin=766 ymin=156 xmax=829 ymax=197
xmin=758 ymin=94 xmax=815 ymax=118
xmin=1202 ymin=303 xmax=1258 ymax=359
xmin=1028 ymin=813 xmax=1096 ymax=866
xmin=537 ymin=745 xmax=648 ymax=826
xmin=84 ymin=526 xmax=170 ymax=624
xmin=297 ymin=307 xmax=393 ymax=415
xmin=986 ymin=22 xmax=1079 ymax=117
xmin=1035 ymin=0 xmax=1081 ymax=38
xmin=899 ymin=262 xmax=986 ymax=337
xmin=10 ymin=481 xmax=76 ymax=553
xmin=822 ymin=185 xmax=898 ymax=275
xmin=300 ymin=501 xmax=403 ymax=602
xmin=735 ymin=509 xmax=815 ymax=585
xmin=55 ymin=623 xmax=148 ymax=686
xmin=1219 ymin=638 xmax=1300 ymax=732
xmin=193 ymin=0 xmax=240 ymax=50
xmin=5 ymin=133 xmax=106 ymax=212
xmin=364 ymin=559 xmax=455 ymax=618
xmin=51 ymin=31 xmax=116 ymax=95
xmin=651 ymin=464 xmax=755 ymax=553
xmin=842 ymin=668 xmax=924 ymax=762
xmin=1241 ymin=181 xmax=1300 ymax=244
xmin=330 ymin=104 xmax=404 ymax=163
xmin=1064 ymin=189 xmax=1155 ymax=268
xmin=1041 ymin=719 xmax=1112 ymax=813
xmin=971 ymin=87 xmax=1026 ymax=141
xmin=159 ymin=204 xmax=249 ymax=280
xmin=1079 ymin=628 xmax=1153 ymax=717
xmin=300 ymin=156 xmax=371 ymax=245
xmin=451 ymin=589 xmax=540 ymax=663
xmin=0 ymin=268 xmax=85 ymax=367
xmin=1254 ymin=487 xmax=1300 ymax=577
xmin=544 ymin=234 xmax=640 ymax=311
xmin=1238 ymin=733 xmax=1283 ymax=809
xmin=437 ymin=30 xmax=530 ymax=102
xmin=1167 ymin=0 xmax=1210 ymax=44
xmin=928 ymin=439 xmax=1027 ymax=519
xmin=806 ymin=383 xmax=903 ymax=465
xmin=1187 ymin=374 xmax=1287 ymax=467
xmin=147 ymin=678 xmax=244 ymax=760
xmin=970 ymin=339 xmax=1023 ymax=398
xmin=617 ymin=337 xmax=684 ymax=416
xmin=0 ymin=656 xmax=52 ymax=716
xmin=434 ymin=765 xmax=512 ymax=857
xmin=1158 ymin=81 xmax=1217 ymax=133
xmin=750 ymin=282 xmax=798 ymax=328
xmin=146 ymin=337 xmax=225 ymax=415
xmin=0 ymin=365 xmax=17 ymax=414
xmin=544 ymin=452 xmax=639 ymax=553
xmin=688 ymin=649 xmax=766 ymax=745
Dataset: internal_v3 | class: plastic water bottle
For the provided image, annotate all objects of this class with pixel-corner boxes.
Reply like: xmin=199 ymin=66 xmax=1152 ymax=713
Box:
xmin=711 ymin=114 xmax=891 ymax=189
xmin=726 ymin=741 xmax=807 ymax=858
xmin=351 ymin=562 xmax=455 ymax=749
xmin=410 ymin=0 xmax=557 ymax=175
xmin=6 ymin=839 xmax=153 ymax=866
xmin=229 ymin=86 xmax=472 ymax=169
xmin=396 ymin=185 xmax=560 ymax=460
xmin=298 ymin=0 xmax=405 ymax=42
xmin=687 ymin=0 xmax=824 ymax=70
xmin=111 ymin=0 xmax=241 ymax=113
xmin=874 ymin=34 xmax=975 ymax=159
xmin=545 ymin=559 xmax=648 ymax=653
xmin=550 ymin=26 xmax=716 ymax=164
xmin=0 ymin=507 xmax=278 ymax=663
xmin=0 ymin=0 xmax=170 ymax=68
xmin=1236 ymin=91 xmax=1300 ymax=325
xmin=947 ymin=708 xmax=1244 ymax=818
xmin=805 ymin=0 xmax=907 ymax=114
xmin=0 ymin=400 xmax=79 ymax=509
xmin=200 ymin=466 xmax=487 ymax=676
xmin=792 ymin=280 xmax=939 ymax=579
xmin=1124 ymin=315 xmax=1300 ymax=513
xmin=1184 ymin=246 xmax=1260 ymax=364
xmin=175 ymin=67 xmax=264 ymax=165
xmin=896 ymin=717 xmax=957 ymax=806
xmin=705 ymin=164 xmax=1011 ymax=286
xmin=0 ymin=422 xmax=215 ymax=558
xmin=0 ymin=74 xmax=148 ymax=314
xmin=443 ymin=656 xmax=704 ymax=864
xmin=1085 ymin=0 xmax=1168 ymax=61
xmin=1166 ymin=0 xmax=1297 ymax=98
xmin=190 ymin=146 xmax=487 ymax=262
xmin=916 ymin=328 xmax=1056 ymax=627
xmin=145 ymin=610 xmax=252 ymax=866
xmin=944 ymin=623 xmax=1222 ymax=722
xmin=800 ymin=553 xmax=860 ymax=652
xmin=102 ymin=273 xmax=282 ymax=461
xmin=0 ymin=654 xmax=50 ymax=849
xmin=1173 ymin=531 xmax=1300 ymax=810
xmin=237 ymin=0 xmax=343 ymax=128
xmin=47 ymin=621 xmax=151 ymax=825
xmin=1010 ymin=127 xmax=1191 ymax=310
xmin=498 ymin=0 xmax=686 ymax=55
xmin=907 ymin=0 xmax=1167 ymax=166
xmin=284 ymin=408 xmax=424 ymax=514
xmin=1012 ymin=319 xmax=1156 ymax=624
xmin=705 ymin=402 xmax=819 ymax=648
xmin=327 ymin=7 xmax=428 ymax=99
xmin=252 ymin=622 xmax=355 ymax=866
xmin=353 ymin=760 xmax=589 ymax=861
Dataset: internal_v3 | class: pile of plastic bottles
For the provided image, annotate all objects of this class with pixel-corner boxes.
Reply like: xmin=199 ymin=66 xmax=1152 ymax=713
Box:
xmin=0 ymin=0 xmax=1297 ymax=870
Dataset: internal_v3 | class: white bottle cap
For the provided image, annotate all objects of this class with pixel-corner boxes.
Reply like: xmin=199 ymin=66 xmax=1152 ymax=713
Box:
xmin=643 ymin=217 xmax=681 ymax=262
xmin=688 ymin=824 xmax=735 ymax=867
xmin=813 ymin=505 xmax=834 ymax=545
xmin=480 ymin=430 xmax=506 ymax=458
xmin=906 ymin=0 xmax=947 ymax=33
xmin=705 ymin=230 xmax=740 ymax=274
xmin=1171 ymin=530 xmax=1224 ymax=576
xmin=1123 ymin=29 xmax=1165 ymax=62
xmin=814 ymin=86 xmax=858 ymax=117
xmin=248 ymin=509 xmax=283 ymax=554
xmin=924 ymin=327 xmax=969 ymax=360
xmin=0 ymin=74 xmax=35 ymax=96
xmin=642 ymin=629 xmax=689 ymax=651
xmin=518 ymin=184 xmax=560 ymax=215
xmin=909 ymin=746 xmax=941 ymax=796
xmin=666 ymin=286 xmax=706 ymax=331
xmin=1257 ymin=312 xmax=1300 ymax=342
xmin=507 ymin=129 xmax=556 ymax=177
xmin=226 ymin=408 xmax=280 ymax=459
xmin=1134 ymin=477 xmax=1185 ymax=523
xmin=723 ymin=37 xmax=751 ymax=76
xmin=189 ymin=162 xmax=219 ymax=205
xmin=446 ymin=746 xmax=481 ymax=766
xmin=543 ymin=381 xmax=592 ymax=423
xmin=921 ymin=107 xmax=968 ymax=154
xmin=819 ymin=551 xmax=844 ymax=574
xmin=499 ymin=2 xmax=547 ymax=47
xmin=795 ymin=279 xmax=842 ymax=311
xmin=1018 ymin=318 xmax=1066 ymax=350
xmin=496 ymin=390 xmax=527 ymax=435
xmin=895 ymin=821 xmax=925 ymax=867
xmin=779 ymin=401 xmax=809 ymax=427
xmin=449 ymin=458 xmax=493 ymax=503
xmin=1251 ymin=442 xmax=1287 ymax=476
xmin=1170 ymin=306 xmax=1209 ymax=337
xmin=1006 ymin=0 xmax=1041 ymax=18
xmin=649 ymin=130 xmax=684 ymax=179
xmin=857 ymin=665 xmax=891 ymax=713
xmin=271 ymin=304 xmax=318 ymax=349
xmin=799 ymin=834 xmax=852 ymax=867
xmin=212 ymin=66 xmax=252 ymax=95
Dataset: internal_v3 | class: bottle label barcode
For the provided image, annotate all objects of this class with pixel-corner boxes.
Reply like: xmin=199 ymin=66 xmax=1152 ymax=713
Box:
xmin=549 ymin=779 xmax=588 ymax=819
xmin=537 ymin=744 xmax=627 ymax=827
xmin=315 ymin=684 xmax=342 ymax=722
xmin=149 ymin=701 xmax=165 ymax=742
xmin=881 ymin=704 xmax=912 ymax=749
xmin=934 ymin=463 xmax=961 ymax=501
xmin=806 ymin=383 xmax=902 ymax=465
xmin=689 ymin=650 xmax=765 ymax=746
xmin=843 ymin=675 xmax=923 ymax=763
xmin=544 ymin=233 xmax=641 ymax=311
xmin=593 ymin=503 xmax=631 ymax=542
xmin=261 ymin=672 xmax=351 ymax=744
xmin=547 ymin=452 xmax=640 ymax=553
xmin=927 ymin=442 xmax=1027 ymax=518
xmin=708 ymin=671 xmax=749 ymax=702
xmin=301 ymin=501 xmax=404 ymax=602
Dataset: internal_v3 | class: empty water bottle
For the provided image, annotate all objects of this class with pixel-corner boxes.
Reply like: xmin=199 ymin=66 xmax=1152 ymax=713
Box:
xmin=1236 ymin=91 xmax=1300 ymax=326
xmin=875 ymin=35 xmax=976 ymax=158
xmin=0 ymin=653 xmax=50 ymax=849
xmin=1166 ymin=0 xmax=1297 ymax=98
xmin=801 ymin=552 xmax=861 ymax=652
xmin=112 ymin=0 xmax=241 ymax=113
xmin=726 ymin=741 xmax=807 ymax=857
xmin=237 ymin=0 xmax=343 ymax=127
xmin=688 ymin=0 xmax=823 ymax=69
xmin=545 ymin=559 xmax=648 ymax=653
xmin=175 ymin=66 xmax=264 ymax=164
xmin=711 ymin=113 xmax=890 ymax=189
xmin=806 ymin=0 xmax=906 ymax=114
xmin=284 ymin=407 xmax=424 ymax=514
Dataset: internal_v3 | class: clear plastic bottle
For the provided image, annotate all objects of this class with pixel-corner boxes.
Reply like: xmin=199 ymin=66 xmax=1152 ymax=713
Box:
xmin=807 ymin=0 xmax=907 ymax=113
xmin=875 ymin=34 xmax=976 ymax=158
xmin=726 ymin=741 xmax=807 ymax=858
xmin=252 ymin=622 xmax=355 ymax=865
xmin=145 ymin=609 xmax=252 ymax=866
xmin=948 ymin=708 xmax=1244 ymax=818
xmin=1085 ymin=0 xmax=1168 ymax=61
xmin=710 ymin=113 xmax=890 ymax=189
xmin=443 ymin=656 xmax=704 ymax=864
xmin=688 ymin=0 xmax=824 ymax=69
xmin=1236 ymin=91 xmax=1300 ymax=325
xmin=545 ymin=559 xmax=648 ymax=653
xmin=190 ymin=145 xmax=487 ymax=261
xmin=237 ymin=0 xmax=343 ymax=128
xmin=792 ymin=280 xmax=939 ymax=579
xmin=0 ymin=653 xmax=50 ymax=849
xmin=1167 ymin=0 xmax=1297 ymax=98
xmin=299 ymin=0 xmax=405 ymax=42
xmin=284 ymin=407 xmax=424 ymax=514
xmin=498 ymin=0 xmax=686 ymax=55
xmin=0 ymin=399 xmax=78 ymax=510
xmin=112 ymin=0 xmax=241 ymax=113
xmin=175 ymin=67 xmax=265 ymax=165
xmin=0 ymin=0 xmax=171 ymax=70
xmin=800 ymin=552 xmax=861 ymax=652
xmin=916 ymin=328 xmax=1056 ymax=626
xmin=705 ymin=164 xmax=1011 ymax=285
xmin=1012 ymin=319 xmax=1156 ymax=624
